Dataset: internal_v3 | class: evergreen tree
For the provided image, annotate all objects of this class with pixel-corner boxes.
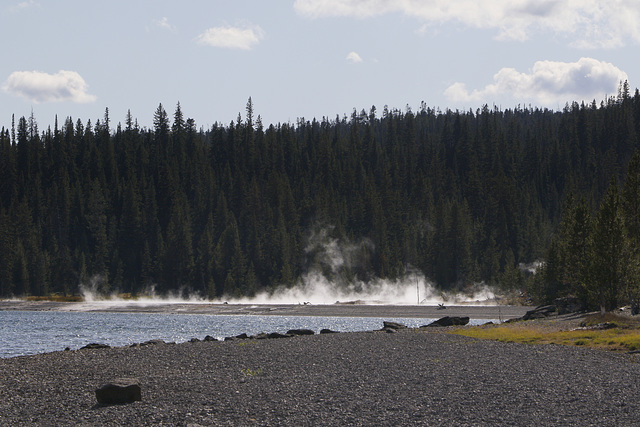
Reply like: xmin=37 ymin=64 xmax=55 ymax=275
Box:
xmin=590 ymin=178 xmax=625 ymax=312
xmin=621 ymin=152 xmax=640 ymax=312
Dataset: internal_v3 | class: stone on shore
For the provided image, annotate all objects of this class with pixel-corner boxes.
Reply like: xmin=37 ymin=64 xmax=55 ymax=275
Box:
xmin=95 ymin=378 xmax=142 ymax=405
xmin=81 ymin=343 xmax=110 ymax=350
xmin=522 ymin=305 xmax=556 ymax=320
xmin=267 ymin=332 xmax=290 ymax=339
xmin=286 ymin=329 xmax=315 ymax=336
xmin=382 ymin=321 xmax=407 ymax=330
xmin=553 ymin=297 xmax=584 ymax=315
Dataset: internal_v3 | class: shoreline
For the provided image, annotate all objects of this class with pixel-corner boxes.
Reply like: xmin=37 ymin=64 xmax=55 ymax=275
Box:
xmin=1 ymin=325 xmax=639 ymax=425
xmin=0 ymin=300 xmax=530 ymax=319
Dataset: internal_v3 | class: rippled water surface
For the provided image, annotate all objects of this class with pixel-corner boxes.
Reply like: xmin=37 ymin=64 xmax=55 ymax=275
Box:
xmin=0 ymin=311 xmax=492 ymax=358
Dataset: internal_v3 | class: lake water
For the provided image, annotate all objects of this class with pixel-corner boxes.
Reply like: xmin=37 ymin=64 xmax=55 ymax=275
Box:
xmin=0 ymin=311 xmax=494 ymax=358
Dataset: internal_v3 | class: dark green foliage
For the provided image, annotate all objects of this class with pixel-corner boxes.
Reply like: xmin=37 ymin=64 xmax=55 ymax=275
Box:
xmin=1 ymin=93 xmax=640 ymax=299
xmin=590 ymin=178 xmax=625 ymax=312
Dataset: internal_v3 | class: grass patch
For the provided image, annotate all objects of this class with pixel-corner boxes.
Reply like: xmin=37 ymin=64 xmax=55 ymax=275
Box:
xmin=452 ymin=318 xmax=640 ymax=352
xmin=241 ymin=368 xmax=264 ymax=377
xmin=580 ymin=312 xmax=638 ymax=328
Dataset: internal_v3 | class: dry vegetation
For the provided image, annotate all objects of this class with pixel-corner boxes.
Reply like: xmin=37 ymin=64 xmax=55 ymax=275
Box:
xmin=452 ymin=312 xmax=640 ymax=352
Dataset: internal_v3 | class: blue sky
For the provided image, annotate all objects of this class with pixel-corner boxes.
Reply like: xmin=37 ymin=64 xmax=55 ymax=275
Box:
xmin=1 ymin=0 xmax=637 ymax=130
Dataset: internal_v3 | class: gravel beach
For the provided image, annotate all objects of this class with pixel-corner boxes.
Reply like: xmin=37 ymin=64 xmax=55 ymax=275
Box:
xmin=1 ymin=327 xmax=639 ymax=426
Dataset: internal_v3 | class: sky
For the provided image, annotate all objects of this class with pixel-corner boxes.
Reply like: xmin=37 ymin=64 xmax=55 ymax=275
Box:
xmin=1 ymin=0 xmax=638 ymax=131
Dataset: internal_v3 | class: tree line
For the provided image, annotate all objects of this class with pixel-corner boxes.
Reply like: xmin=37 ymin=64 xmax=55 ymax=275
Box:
xmin=1 ymin=88 xmax=639 ymax=309
xmin=535 ymin=152 xmax=640 ymax=312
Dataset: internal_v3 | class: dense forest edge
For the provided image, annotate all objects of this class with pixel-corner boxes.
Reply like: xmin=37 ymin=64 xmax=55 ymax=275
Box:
xmin=1 ymin=82 xmax=640 ymax=312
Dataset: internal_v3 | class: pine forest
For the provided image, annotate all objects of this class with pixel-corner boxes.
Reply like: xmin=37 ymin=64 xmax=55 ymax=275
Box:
xmin=2 ymin=85 xmax=640 ymax=312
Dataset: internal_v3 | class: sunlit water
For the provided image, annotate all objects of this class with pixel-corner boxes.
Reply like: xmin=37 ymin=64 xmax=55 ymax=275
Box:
xmin=0 ymin=311 xmax=494 ymax=358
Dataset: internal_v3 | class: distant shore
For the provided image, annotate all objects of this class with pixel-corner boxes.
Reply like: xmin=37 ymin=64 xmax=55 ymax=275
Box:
xmin=0 ymin=299 xmax=529 ymax=319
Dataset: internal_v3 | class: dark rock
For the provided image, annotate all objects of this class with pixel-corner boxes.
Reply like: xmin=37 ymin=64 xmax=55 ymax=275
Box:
xmin=522 ymin=305 xmax=556 ymax=320
xmin=554 ymin=297 xmax=584 ymax=315
xmin=95 ymin=378 xmax=142 ymax=405
xmin=224 ymin=337 xmax=235 ymax=341
xmin=319 ymin=329 xmax=339 ymax=334
xmin=267 ymin=332 xmax=291 ymax=339
xmin=203 ymin=335 xmax=217 ymax=342
xmin=253 ymin=333 xmax=270 ymax=340
xmin=384 ymin=328 xmax=397 ymax=333
xmin=189 ymin=337 xmax=201 ymax=343
xmin=235 ymin=333 xmax=249 ymax=339
xmin=425 ymin=316 xmax=470 ymax=327
xmin=81 ymin=343 xmax=110 ymax=350
xmin=382 ymin=321 xmax=407 ymax=330
xmin=286 ymin=329 xmax=315 ymax=336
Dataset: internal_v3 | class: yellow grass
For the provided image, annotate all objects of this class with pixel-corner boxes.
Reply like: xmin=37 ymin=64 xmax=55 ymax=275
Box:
xmin=452 ymin=314 xmax=640 ymax=352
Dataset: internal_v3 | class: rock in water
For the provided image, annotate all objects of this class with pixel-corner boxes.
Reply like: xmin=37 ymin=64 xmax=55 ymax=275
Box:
xmin=95 ymin=378 xmax=142 ymax=405
xmin=425 ymin=316 xmax=470 ymax=327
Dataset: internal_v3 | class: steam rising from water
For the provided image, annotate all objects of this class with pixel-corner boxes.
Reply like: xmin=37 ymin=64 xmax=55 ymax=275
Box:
xmin=76 ymin=276 xmax=204 ymax=310
xmin=76 ymin=226 xmax=499 ymax=307
xmin=223 ymin=226 xmax=498 ymax=306
xmin=225 ymin=271 xmax=497 ymax=306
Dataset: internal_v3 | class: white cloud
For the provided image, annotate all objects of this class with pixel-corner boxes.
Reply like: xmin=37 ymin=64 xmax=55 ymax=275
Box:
xmin=2 ymin=70 xmax=97 ymax=104
xmin=444 ymin=57 xmax=628 ymax=106
xmin=16 ymin=0 xmax=37 ymax=9
xmin=8 ymin=0 xmax=39 ymax=12
xmin=196 ymin=25 xmax=264 ymax=50
xmin=294 ymin=0 xmax=640 ymax=48
xmin=346 ymin=51 xmax=362 ymax=63
xmin=156 ymin=17 xmax=176 ymax=32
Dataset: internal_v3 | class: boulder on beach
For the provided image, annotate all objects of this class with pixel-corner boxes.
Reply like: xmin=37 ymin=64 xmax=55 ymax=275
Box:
xmin=382 ymin=321 xmax=407 ymax=330
xmin=95 ymin=378 xmax=142 ymax=405
xmin=81 ymin=343 xmax=110 ymax=350
xmin=522 ymin=305 xmax=556 ymax=320
xmin=424 ymin=316 xmax=470 ymax=327
xmin=267 ymin=332 xmax=291 ymax=339
xmin=286 ymin=329 xmax=315 ymax=336
xmin=554 ymin=297 xmax=584 ymax=315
